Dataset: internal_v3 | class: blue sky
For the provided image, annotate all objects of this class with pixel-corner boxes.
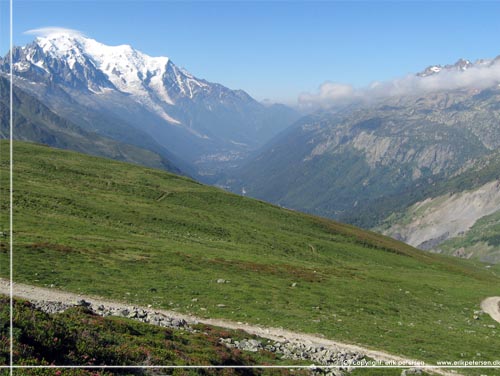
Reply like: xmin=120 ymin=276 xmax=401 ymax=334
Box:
xmin=3 ymin=1 xmax=500 ymax=103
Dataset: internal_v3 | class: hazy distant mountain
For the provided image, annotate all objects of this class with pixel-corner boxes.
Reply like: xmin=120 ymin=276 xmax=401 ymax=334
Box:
xmin=1 ymin=31 xmax=299 ymax=175
xmin=225 ymin=57 xmax=500 ymax=261
xmin=415 ymin=57 xmax=500 ymax=77
xmin=0 ymin=76 xmax=182 ymax=173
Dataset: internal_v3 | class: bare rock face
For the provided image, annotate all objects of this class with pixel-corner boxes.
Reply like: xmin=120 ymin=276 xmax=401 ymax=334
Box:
xmin=382 ymin=180 xmax=500 ymax=258
xmin=351 ymin=131 xmax=455 ymax=175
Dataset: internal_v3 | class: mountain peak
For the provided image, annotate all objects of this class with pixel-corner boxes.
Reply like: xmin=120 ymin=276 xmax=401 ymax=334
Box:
xmin=35 ymin=32 xmax=86 ymax=57
xmin=8 ymin=31 xmax=272 ymax=133
xmin=452 ymin=58 xmax=472 ymax=71
xmin=416 ymin=57 xmax=490 ymax=78
xmin=27 ymin=32 xmax=179 ymax=113
xmin=34 ymin=32 xmax=168 ymax=68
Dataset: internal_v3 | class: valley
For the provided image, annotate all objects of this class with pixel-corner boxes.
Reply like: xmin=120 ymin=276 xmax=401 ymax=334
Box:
xmin=223 ymin=61 xmax=500 ymax=263
xmin=4 ymin=31 xmax=500 ymax=264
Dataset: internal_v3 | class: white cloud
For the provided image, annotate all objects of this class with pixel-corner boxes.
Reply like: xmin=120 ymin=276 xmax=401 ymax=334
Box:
xmin=298 ymin=58 xmax=500 ymax=109
xmin=24 ymin=27 xmax=86 ymax=38
xmin=298 ymin=82 xmax=358 ymax=108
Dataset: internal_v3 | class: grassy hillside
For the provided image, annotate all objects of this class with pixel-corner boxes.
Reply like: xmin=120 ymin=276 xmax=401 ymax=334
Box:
xmin=1 ymin=141 xmax=499 ymax=369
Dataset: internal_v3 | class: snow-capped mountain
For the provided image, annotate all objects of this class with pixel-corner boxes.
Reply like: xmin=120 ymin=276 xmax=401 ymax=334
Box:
xmin=416 ymin=57 xmax=500 ymax=77
xmin=2 ymin=31 xmax=299 ymax=174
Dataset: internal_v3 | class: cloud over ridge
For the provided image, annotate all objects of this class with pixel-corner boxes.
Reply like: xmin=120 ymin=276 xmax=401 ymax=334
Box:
xmin=24 ymin=27 xmax=86 ymax=38
xmin=298 ymin=57 xmax=500 ymax=109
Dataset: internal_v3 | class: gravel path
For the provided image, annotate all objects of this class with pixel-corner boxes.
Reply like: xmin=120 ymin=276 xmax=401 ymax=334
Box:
xmin=0 ymin=278 xmax=459 ymax=375
xmin=481 ymin=296 xmax=500 ymax=324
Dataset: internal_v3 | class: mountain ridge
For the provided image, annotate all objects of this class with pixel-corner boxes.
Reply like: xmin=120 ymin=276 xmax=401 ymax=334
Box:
xmin=416 ymin=56 xmax=500 ymax=77
xmin=0 ymin=75 xmax=183 ymax=174
xmin=2 ymin=31 xmax=300 ymax=174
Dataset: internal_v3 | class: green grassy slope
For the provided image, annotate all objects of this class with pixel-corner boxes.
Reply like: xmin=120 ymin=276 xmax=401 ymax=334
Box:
xmin=1 ymin=141 xmax=499 ymax=368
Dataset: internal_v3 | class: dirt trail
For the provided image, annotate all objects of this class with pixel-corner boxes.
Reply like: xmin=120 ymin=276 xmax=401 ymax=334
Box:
xmin=0 ymin=278 xmax=459 ymax=375
xmin=481 ymin=296 xmax=500 ymax=323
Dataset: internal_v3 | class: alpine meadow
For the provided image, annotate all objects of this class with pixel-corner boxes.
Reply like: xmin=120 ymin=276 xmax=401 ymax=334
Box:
xmin=1 ymin=2 xmax=500 ymax=375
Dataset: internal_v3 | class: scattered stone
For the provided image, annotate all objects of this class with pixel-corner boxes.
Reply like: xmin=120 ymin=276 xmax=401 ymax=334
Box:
xmin=401 ymin=369 xmax=422 ymax=376
xmin=219 ymin=337 xmax=364 ymax=370
xmin=33 ymin=301 xmax=71 ymax=314
xmin=76 ymin=299 xmax=91 ymax=307
xmin=171 ymin=318 xmax=187 ymax=328
xmin=239 ymin=339 xmax=262 ymax=352
xmin=120 ymin=309 xmax=130 ymax=317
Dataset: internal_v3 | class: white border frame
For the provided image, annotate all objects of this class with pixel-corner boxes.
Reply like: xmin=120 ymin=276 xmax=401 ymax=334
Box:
xmin=9 ymin=0 xmax=14 ymax=374
xmin=5 ymin=1 xmax=500 ymax=374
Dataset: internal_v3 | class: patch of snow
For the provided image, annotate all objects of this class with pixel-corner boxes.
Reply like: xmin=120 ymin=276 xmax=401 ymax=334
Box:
xmin=13 ymin=62 xmax=30 ymax=72
xmin=34 ymin=32 xmax=183 ymax=124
